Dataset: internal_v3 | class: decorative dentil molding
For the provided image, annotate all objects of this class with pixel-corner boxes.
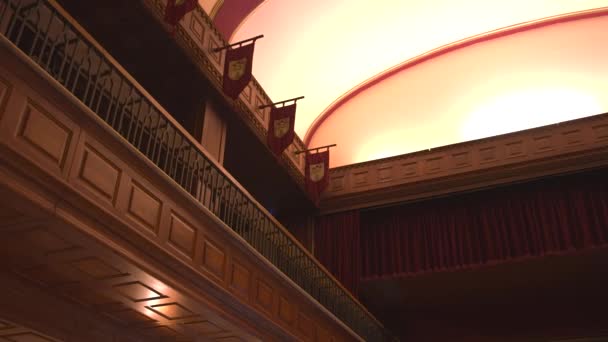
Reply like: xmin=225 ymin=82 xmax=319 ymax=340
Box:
xmin=321 ymin=113 xmax=608 ymax=213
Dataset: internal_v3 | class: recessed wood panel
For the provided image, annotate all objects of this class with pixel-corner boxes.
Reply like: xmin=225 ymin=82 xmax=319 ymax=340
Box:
xmin=278 ymin=296 xmax=295 ymax=324
xmin=70 ymin=288 xmax=120 ymax=307
xmin=593 ymin=124 xmax=608 ymax=140
xmin=18 ymin=101 xmax=72 ymax=169
xmin=145 ymin=325 xmax=181 ymax=339
xmin=242 ymin=84 xmax=252 ymax=102
xmin=201 ymin=238 xmax=226 ymax=279
xmin=297 ymin=312 xmax=315 ymax=340
xmin=505 ymin=141 xmax=525 ymax=158
xmin=401 ymin=162 xmax=418 ymax=178
xmin=353 ymin=170 xmax=368 ymax=187
xmin=148 ymin=303 xmax=195 ymax=320
xmin=20 ymin=229 xmax=73 ymax=254
xmin=127 ymin=182 xmax=162 ymax=234
xmin=208 ymin=37 xmax=223 ymax=64
xmin=71 ymin=257 xmax=125 ymax=279
xmin=229 ymin=261 xmax=250 ymax=298
xmin=377 ymin=166 xmax=393 ymax=183
xmin=451 ymin=151 xmax=471 ymax=168
xmin=184 ymin=320 xmax=225 ymax=336
xmin=168 ymin=212 xmax=196 ymax=258
xmin=0 ymin=76 xmax=10 ymax=121
xmin=425 ymin=157 xmax=442 ymax=173
xmin=533 ymin=135 xmax=553 ymax=153
xmin=19 ymin=265 xmax=80 ymax=287
xmin=108 ymin=309 xmax=156 ymax=325
xmin=330 ymin=175 xmax=345 ymax=191
xmin=190 ymin=16 xmax=205 ymax=42
xmin=113 ymin=282 xmax=163 ymax=302
xmin=79 ymin=144 xmax=121 ymax=204
xmin=563 ymin=129 xmax=583 ymax=145
xmin=479 ymin=146 xmax=497 ymax=163
xmin=255 ymin=279 xmax=273 ymax=313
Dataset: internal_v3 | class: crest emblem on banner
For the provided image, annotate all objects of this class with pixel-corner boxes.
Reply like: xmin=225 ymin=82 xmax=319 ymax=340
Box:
xmin=273 ymin=117 xmax=290 ymax=138
xmin=309 ymin=162 xmax=325 ymax=182
xmin=228 ymin=58 xmax=247 ymax=80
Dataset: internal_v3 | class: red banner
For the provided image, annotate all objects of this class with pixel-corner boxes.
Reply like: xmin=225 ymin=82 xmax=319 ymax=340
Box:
xmin=305 ymin=150 xmax=330 ymax=204
xmin=267 ymin=104 xmax=296 ymax=156
xmin=222 ymin=43 xmax=255 ymax=99
xmin=164 ymin=0 xmax=197 ymax=27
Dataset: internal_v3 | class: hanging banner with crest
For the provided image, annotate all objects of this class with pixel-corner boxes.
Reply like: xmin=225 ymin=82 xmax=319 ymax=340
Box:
xmin=164 ymin=0 xmax=197 ymax=27
xmin=305 ymin=150 xmax=330 ymax=204
xmin=222 ymin=43 xmax=255 ymax=99
xmin=267 ymin=103 xmax=296 ymax=156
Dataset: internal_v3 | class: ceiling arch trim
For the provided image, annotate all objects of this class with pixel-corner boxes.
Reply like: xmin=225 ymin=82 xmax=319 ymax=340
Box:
xmin=303 ymin=7 xmax=608 ymax=146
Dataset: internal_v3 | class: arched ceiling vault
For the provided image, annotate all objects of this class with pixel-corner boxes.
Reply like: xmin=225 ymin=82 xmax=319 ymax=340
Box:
xmin=207 ymin=1 xmax=608 ymax=167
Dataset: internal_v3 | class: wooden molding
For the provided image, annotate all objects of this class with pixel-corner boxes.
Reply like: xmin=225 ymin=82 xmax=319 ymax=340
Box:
xmin=321 ymin=113 xmax=608 ymax=213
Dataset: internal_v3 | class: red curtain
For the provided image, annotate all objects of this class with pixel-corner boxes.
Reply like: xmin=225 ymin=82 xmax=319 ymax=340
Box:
xmin=361 ymin=169 xmax=608 ymax=280
xmin=314 ymin=210 xmax=361 ymax=297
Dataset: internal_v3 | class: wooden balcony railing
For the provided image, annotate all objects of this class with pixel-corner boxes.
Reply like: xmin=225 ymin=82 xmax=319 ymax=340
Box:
xmin=0 ymin=0 xmax=390 ymax=340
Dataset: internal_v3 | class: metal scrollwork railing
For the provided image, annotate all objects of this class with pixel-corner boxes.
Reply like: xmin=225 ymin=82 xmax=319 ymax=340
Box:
xmin=0 ymin=1 xmax=390 ymax=340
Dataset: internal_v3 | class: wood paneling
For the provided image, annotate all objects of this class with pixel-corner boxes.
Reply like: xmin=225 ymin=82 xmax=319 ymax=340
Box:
xmin=127 ymin=182 xmax=162 ymax=234
xmin=77 ymin=144 xmax=122 ymax=204
xmin=17 ymin=101 xmax=72 ymax=170
xmin=0 ymin=27 xmax=360 ymax=342
xmin=323 ymin=112 xmax=608 ymax=213
xmin=201 ymin=237 xmax=226 ymax=280
xmin=168 ymin=212 xmax=197 ymax=258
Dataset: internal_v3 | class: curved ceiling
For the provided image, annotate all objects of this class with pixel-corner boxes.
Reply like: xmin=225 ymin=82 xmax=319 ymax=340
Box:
xmin=220 ymin=0 xmax=608 ymax=166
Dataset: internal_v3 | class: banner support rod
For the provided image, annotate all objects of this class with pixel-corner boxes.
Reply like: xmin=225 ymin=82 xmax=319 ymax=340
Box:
xmin=258 ymin=96 xmax=305 ymax=109
xmin=213 ymin=34 xmax=264 ymax=53
xmin=295 ymin=144 xmax=336 ymax=155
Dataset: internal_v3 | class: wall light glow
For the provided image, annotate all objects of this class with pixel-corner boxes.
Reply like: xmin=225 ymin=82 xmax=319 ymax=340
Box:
xmin=460 ymin=88 xmax=603 ymax=141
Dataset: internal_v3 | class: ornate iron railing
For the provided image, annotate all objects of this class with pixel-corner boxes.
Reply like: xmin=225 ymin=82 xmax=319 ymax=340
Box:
xmin=0 ymin=0 xmax=390 ymax=340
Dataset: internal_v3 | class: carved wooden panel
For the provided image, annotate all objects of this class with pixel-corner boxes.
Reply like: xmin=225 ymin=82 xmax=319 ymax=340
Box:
xmin=77 ymin=143 xmax=122 ymax=205
xmin=401 ymin=161 xmax=418 ymax=178
xmin=168 ymin=212 xmax=197 ymax=259
xmin=593 ymin=123 xmax=608 ymax=140
xmin=278 ymin=296 xmax=295 ymax=325
xmin=147 ymin=303 xmax=196 ymax=320
xmin=189 ymin=16 xmax=205 ymax=44
xmin=425 ymin=156 xmax=443 ymax=173
xmin=0 ymin=76 xmax=11 ymax=122
xmin=255 ymin=278 xmax=274 ymax=315
xmin=563 ymin=129 xmax=583 ymax=146
xmin=114 ymin=282 xmax=164 ymax=302
xmin=451 ymin=151 xmax=471 ymax=169
xmin=377 ymin=165 xmax=393 ymax=183
xmin=127 ymin=182 xmax=162 ymax=235
xmin=297 ymin=312 xmax=315 ymax=341
xmin=18 ymin=101 xmax=72 ymax=168
xmin=199 ymin=237 xmax=226 ymax=281
xmin=479 ymin=146 xmax=497 ymax=164
xmin=70 ymin=257 xmax=125 ymax=280
xmin=229 ymin=260 xmax=251 ymax=300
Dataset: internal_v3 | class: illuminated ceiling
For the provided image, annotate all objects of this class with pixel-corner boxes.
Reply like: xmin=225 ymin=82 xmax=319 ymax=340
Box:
xmin=211 ymin=0 xmax=608 ymax=167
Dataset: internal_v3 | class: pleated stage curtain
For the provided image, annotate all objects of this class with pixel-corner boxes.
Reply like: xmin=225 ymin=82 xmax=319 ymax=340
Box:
xmin=314 ymin=210 xmax=361 ymax=297
xmin=360 ymin=168 xmax=608 ymax=280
